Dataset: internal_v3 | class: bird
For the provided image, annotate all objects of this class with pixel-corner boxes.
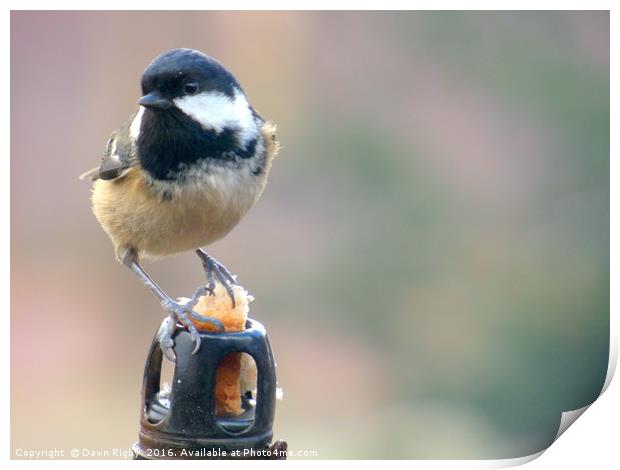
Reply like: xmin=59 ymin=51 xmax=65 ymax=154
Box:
xmin=80 ymin=48 xmax=279 ymax=361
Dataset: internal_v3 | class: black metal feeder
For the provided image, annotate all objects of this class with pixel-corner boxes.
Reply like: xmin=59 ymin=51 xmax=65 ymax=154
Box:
xmin=132 ymin=318 xmax=287 ymax=459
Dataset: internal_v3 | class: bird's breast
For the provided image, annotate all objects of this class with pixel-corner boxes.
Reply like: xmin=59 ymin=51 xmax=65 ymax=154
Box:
xmin=93 ymin=164 xmax=264 ymax=259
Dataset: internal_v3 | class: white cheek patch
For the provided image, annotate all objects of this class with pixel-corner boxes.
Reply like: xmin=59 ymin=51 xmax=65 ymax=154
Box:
xmin=173 ymin=88 xmax=258 ymax=146
xmin=130 ymin=106 xmax=145 ymax=141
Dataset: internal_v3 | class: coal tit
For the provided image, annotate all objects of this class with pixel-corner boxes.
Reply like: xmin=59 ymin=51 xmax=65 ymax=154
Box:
xmin=80 ymin=48 xmax=279 ymax=360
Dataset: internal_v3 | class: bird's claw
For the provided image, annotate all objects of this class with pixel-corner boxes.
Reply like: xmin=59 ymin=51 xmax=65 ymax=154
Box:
xmin=190 ymin=330 xmax=201 ymax=355
xmin=185 ymin=286 xmax=225 ymax=333
xmin=157 ymin=315 xmax=177 ymax=362
xmin=159 ymin=291 xmax=224 ymax=359
xmin=196 ymin=250 xmax=238 ymax=308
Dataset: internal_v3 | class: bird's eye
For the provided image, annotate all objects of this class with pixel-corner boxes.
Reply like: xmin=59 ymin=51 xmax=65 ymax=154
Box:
xmin=183 ymin=81 xmax=199 ymax=95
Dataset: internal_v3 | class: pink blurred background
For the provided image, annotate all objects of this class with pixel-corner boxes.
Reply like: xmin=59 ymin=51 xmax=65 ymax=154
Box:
xmin=11 ymin=11 xmax=609 ymax=459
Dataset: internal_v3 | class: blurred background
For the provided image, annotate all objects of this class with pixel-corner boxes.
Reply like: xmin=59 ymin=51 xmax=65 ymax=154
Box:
xmin=11 ymin=11 xmax=609 ymax=459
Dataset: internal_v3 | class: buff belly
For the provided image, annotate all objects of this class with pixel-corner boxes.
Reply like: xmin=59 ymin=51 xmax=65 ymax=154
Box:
xmin=92 ymin=167 xmax=261 ymax=260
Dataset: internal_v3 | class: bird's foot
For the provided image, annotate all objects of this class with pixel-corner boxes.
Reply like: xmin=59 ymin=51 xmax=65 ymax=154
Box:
xmin=158 ymin=286 xmax=225 ymax=361
xmin=196 ymin=250 xmax=239 ymax=308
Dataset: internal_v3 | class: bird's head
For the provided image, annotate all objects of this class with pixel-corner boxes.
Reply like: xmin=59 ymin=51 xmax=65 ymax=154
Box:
xmin=131 ymin=49 xmax=263 ymax=182
xmin=135 ymin=48 xmax=257 ymax=136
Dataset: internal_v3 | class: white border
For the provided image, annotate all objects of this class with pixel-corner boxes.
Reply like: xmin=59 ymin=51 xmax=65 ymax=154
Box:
xmin=4 ymin=2 xmax=615 ymax=468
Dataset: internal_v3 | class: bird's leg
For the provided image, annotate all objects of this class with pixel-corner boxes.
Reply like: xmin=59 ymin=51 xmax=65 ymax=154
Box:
xmin=122 ymin=249 xmax=224 ymax=361
xmin=195 ymin=249 xmax=239 ymax=308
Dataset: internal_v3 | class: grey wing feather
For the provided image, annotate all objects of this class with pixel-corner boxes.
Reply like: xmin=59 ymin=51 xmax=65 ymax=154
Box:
xmin=78 ymin=166 xmax=101 ymax=181
xmin=78 ymin=118 xmax=136 ymax=182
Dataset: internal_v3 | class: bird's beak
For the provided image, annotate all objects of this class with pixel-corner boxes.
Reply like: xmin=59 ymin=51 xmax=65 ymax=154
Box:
xmin=138 ymin=92 xmax=172 ymax=110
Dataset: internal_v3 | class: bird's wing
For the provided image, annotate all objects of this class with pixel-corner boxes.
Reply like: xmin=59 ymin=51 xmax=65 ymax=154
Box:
xmin=78 ymin=119 xmax=136 ymax=182
xmin=78 ymin=166 xmax=101 ymax=181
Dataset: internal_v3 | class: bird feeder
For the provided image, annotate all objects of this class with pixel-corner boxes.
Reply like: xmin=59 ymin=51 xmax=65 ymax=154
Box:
xmin=132 ymin=318 xmax=287 ymax=459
